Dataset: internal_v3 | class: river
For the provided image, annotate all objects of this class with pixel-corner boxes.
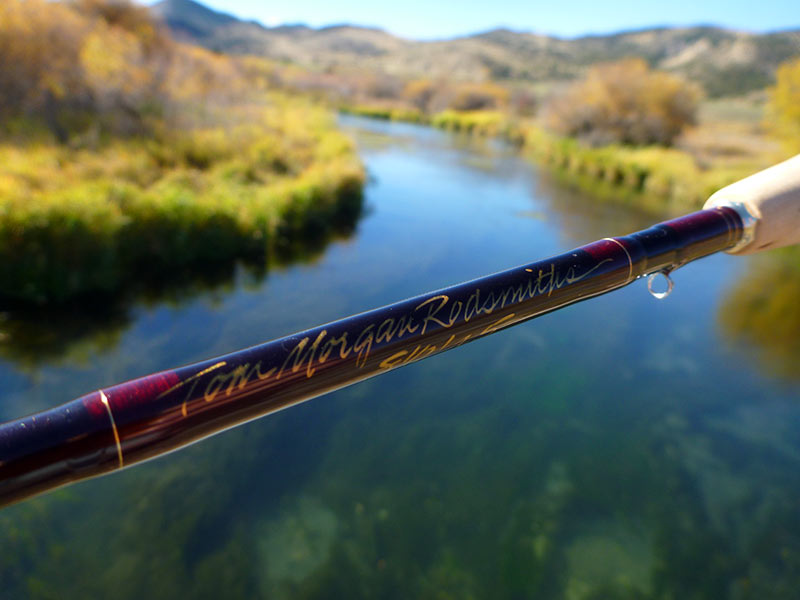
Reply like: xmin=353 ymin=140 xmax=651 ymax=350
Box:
xmin=1 ymin=115 xmax=798 ymax=599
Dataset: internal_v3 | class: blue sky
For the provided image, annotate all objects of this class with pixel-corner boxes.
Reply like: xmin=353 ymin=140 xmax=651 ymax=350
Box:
xmin=149 ymin=0 xmax=800 ymax=39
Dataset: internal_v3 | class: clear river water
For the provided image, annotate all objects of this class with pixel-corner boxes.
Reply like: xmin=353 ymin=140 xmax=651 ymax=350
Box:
xmin=1 ymin=115 xmax=799 ymax=599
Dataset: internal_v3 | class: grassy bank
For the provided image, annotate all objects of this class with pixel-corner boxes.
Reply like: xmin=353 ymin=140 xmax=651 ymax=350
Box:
xmin=430 ymin=110 xmax=513 ymax=137
xmin=340 ymin=105 xmax=515 ymax=137
xmin=519 ymin=123 xmax=765 ymax=213
xmin=0 ymin=97 xmax=364 ymax=305
xmin=339 ymin=105 xmax=428 ymax=123
xmin=342 ymin=101 xmax=782 ymax=214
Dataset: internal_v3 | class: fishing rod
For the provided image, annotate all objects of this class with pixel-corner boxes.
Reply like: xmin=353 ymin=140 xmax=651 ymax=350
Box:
xmin=1 ymin=155 xmax=799 ymax=508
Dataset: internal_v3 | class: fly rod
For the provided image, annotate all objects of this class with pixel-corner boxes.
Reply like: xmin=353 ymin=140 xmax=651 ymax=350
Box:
xmin=1 ymin=154 xmax=799 ymax=508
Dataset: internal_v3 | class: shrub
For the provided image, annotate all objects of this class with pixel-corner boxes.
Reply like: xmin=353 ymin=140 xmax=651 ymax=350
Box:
xmin=403 ymin=79 xmax=438 ymax=111
xmin=0 ymin=0 xmax=176 ymax=141
xmin=0 ymin=0 xmax=257 ymax=142
xmin=767 ymin=57 xmax=800 ymax=152
xmin=447 ymin=82 xmax=510 ymax=111
xmin=545 ymin=59 xmax=701 ymax=146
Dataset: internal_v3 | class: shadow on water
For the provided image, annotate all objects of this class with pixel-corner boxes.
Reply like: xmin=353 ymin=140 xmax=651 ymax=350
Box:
xmin=0 ymin=204 xmax=366 ymax=370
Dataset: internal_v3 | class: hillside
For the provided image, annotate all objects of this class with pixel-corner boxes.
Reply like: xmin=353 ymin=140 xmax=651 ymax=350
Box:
xmin=150 ymin=0 xmax=800 ymax=96
xmin=150 ymin=0 xmax=240 ymax=39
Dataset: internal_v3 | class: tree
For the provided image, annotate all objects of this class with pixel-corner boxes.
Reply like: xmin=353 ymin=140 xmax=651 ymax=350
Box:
xmin=545 ymin=59 xmax=701 ymax=146
xmin=0 ymin=0 xmax=238 ymax=140
xmin=767 ymin=57 xmax=800 ymax=152
xmin=0 ymin=0 xmax=89 ymax=141
xmin=447 ymin=82 xmax=509 ymax=111
xmin=403 ymin=79 xmax=437 ymax=112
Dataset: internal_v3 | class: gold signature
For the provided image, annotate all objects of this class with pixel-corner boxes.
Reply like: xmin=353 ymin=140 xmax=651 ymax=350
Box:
xmin=160 ymin=258 xmax=614 ymax=413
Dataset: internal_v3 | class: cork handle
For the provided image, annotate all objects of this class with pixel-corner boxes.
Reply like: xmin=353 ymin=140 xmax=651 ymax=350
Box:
xmin=704 ymin=154 xmax=800 ymax=254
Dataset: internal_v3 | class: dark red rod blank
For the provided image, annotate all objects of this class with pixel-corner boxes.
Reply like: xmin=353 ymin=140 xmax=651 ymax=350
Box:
xmin=0 ymin=207 xmax=743 ymax=507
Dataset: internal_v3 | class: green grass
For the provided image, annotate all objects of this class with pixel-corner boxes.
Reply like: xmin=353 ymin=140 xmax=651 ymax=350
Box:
xmin=340 ymin=105 xmax=514 ymax=137
xmin=0 ymin=97 xmax=364 ymax=304
xmin=339 ymin=105 xmax=428 ymax=124
xmin=520 ymin=123 xmax=767 ymax=213
xmin=430 ymin=110 xmax=512 ymax=137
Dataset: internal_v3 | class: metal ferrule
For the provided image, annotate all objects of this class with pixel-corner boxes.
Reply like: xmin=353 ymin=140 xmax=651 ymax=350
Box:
xmin=703 ymin=199 xmax=759 ymax=253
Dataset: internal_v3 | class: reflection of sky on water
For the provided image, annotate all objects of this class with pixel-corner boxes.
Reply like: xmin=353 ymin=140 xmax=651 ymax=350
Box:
xmin=0 ymin=115 xmax=798 ymax=599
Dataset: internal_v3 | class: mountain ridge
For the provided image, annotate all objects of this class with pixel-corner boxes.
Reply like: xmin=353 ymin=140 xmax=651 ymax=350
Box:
xmin=150 ymin=0 xmax=800 ymax=96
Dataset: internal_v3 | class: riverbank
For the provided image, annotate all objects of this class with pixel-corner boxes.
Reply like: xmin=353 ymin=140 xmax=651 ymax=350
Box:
xmin=340 ymin=105 xmax=514 ymax=137
xmin=340 ymin=101 xmax=782 ymax=214
xmin=0 ymin=98 xmax=364 ymax=305
xmin=520 ymin=123 xmax=757 ymax=213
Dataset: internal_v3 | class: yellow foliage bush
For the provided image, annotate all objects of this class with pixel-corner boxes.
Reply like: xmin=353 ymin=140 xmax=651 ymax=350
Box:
xmin=545 ymin=59 xmax=701 ymax=146
xmin=767 ymin=57 xmax=800 ymax=152
xmin=0 ymin=0 xmax=88 ymax=108
xmin=403 ymin=79 xmax=438 ymax=111
xmin=447 ymin=82 xmax=510 ymax=112
xmin=0 ymin=0 xmax=263 ymax=140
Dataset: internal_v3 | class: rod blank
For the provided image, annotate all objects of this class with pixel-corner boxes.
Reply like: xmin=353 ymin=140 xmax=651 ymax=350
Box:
xmin=0 ymin=207 xmax=743 ymax=507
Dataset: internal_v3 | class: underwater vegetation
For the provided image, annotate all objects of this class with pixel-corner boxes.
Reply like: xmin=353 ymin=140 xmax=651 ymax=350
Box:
xmin=4 ymin=332 xmax=798 ymax=600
